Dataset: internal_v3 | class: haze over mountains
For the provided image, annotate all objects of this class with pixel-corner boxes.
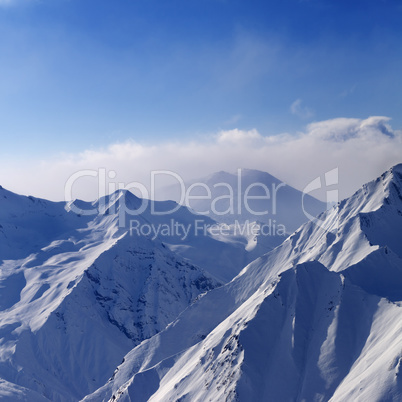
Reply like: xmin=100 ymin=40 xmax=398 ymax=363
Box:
xmin=160 ymin=168 xmax=326 ymax=232
xmin=0 ymin=165 xmax=401 ymax=401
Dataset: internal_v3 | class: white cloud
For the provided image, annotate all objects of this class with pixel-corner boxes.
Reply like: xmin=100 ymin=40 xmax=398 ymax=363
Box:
xmin=306 ymin=116 xmax=394 ymax=141
xmin=290 ymin=99 xmax=314 ymax=119
xmin=216 ymin=128 xmax=261 ymax=144
xmin=0 ymin=116 xmax=401 ymax=203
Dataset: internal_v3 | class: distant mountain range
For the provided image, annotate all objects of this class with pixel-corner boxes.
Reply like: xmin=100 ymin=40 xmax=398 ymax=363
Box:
xmin=159 ymin=168 xmax=326 ymax=232
xmin=0 ymin=166 xmax=401 ymax=401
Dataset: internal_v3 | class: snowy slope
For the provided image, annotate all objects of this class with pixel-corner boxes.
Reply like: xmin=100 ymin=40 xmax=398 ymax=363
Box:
xmin=0 ymin=185 xmax=92 ymax=261
xmin=91 ymin=189 xmax=253 ymax=283
xmin=4 ymin=231 xmax=218 ymax=401
xmin=87 ymin=164 xmax=402 ymax=402
xmin=113 ymin=262 xmax=401 ymax=402
xmin=0 ymin=188 xmax=224 ymax=400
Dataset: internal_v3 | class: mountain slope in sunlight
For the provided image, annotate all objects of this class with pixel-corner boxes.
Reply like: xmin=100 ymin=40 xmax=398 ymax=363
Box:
xmin=87 ymin=164 xmax=402 ymax=402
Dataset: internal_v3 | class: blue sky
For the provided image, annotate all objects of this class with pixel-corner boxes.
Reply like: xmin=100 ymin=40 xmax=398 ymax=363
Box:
xmin=0 ymin=0 xmax=401 ymax=158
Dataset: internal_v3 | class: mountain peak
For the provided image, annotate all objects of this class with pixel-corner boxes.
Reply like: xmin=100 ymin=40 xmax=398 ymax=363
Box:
xmin=337 ymin=163 xmax=402 ymax=218
xmin=2 ymin=165 xmax=402 ymax=401
xmin=204 ymin=169 xmax=280 ymax=184
xmin=391 ymin=162 xmax=402 ymax=173
xmin=95 ymin=189 xmax=143 ymax=215
xmin=380 ymin=163 xmax=402 ymax=206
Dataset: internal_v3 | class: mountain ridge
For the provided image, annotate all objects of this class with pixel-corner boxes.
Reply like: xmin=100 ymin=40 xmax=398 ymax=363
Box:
xmin=86 ymin=163 xmax=402 ymax=402
xmin=1 ymin=165 xmax=402 ymax=401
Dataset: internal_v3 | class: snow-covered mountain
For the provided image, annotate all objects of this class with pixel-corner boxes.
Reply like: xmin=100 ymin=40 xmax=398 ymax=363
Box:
xmin=86 ymin=164 xmax=402 ymax=402
xmin=159 ymin=169 xmax=326 ymax=233
xmin=159 ymin=169 xmax=326 ymax=264
xmin=1 ymin=164 xmax=402 ymax=401
xmin=89 ymin=189 xmax=251 ymax=283
xmin=0 ymin=188 xmax=229 ymax=400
